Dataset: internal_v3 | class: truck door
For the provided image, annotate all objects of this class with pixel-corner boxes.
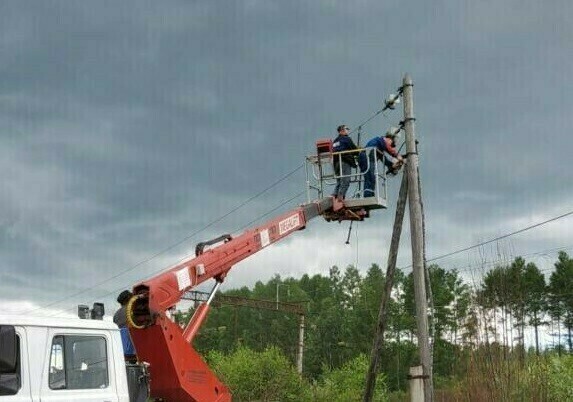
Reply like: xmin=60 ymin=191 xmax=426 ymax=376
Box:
xmin=40 ymin=331 xmax=119 ymax=402
xmin=0 ymin=325 xmax=31 ymax=402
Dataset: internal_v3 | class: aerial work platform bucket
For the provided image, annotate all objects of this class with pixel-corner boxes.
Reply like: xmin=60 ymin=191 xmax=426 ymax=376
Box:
xmin=305 ymin=139 xmax=389 ymax=220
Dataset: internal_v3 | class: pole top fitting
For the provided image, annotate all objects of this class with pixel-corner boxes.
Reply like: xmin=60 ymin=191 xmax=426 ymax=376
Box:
xmin=403 ymin=74 xmax=413 ymax=86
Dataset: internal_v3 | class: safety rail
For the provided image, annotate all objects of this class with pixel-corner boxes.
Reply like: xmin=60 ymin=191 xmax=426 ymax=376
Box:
xmin=305 ymin=145 xmax=388 ymax=211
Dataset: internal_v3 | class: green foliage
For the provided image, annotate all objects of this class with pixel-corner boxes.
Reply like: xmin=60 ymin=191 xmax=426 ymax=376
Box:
xmin=478 ymin=258 xmax=551 ymax=356
xmin=428 ymin=265 xmax=472 ymax=342
xmin=208 ymin=347 xmax=393 ymax=402
xmin=314 ymin=354 xmax=388 ymax=402
xmin=433 ymin=338 xmax=467 ymax=378
xmin=406 ymin=351 xmax=573 ymax=401
xmin=545 ymin=354 xmax=573 ymax=401
xmin=208 ymin=346 xmax=312 ymax=402
xmin=378 ymin=341 xmax=418 ymax=392
xmin=549 ymin=252 xmax=573 ymax=352
xmin=523 ymin=262 xmax=547 ymax=353
xmin=187 ymin=253 xmax=573 ymax=398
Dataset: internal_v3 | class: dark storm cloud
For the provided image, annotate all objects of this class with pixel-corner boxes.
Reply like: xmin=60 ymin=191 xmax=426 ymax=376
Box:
xmin=0 ymin=1 xmax=572 ymax=313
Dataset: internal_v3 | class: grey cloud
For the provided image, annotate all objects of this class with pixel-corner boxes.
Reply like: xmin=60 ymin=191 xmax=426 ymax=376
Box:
xmin=0 ymin=1 xmax=572 ymax=312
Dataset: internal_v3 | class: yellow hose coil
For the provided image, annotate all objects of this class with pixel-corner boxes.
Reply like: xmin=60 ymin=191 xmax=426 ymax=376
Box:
xmin=126 ymin=295 xmax=145 ymax=329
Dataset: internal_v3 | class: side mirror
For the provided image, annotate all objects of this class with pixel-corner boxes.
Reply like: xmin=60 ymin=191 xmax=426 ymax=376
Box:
xmin=0 ymin=326 xmax=17 ymax=373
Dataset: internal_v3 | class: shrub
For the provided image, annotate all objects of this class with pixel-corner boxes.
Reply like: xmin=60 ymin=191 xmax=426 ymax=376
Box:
xmin=314 ymin=354 xmax=388 ymax=402
xmin=546 ymin=354 xmax=573 ymax=401
xmin=208 ymin=346 xmax=312 ymax=401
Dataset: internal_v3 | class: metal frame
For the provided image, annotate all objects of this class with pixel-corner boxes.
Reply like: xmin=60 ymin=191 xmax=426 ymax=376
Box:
xmin=305 ymin=147 xmax=388 ymax=210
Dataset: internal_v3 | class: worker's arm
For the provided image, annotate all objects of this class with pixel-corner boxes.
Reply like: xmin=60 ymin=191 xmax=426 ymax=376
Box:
xmin=384 ymin=137 xmax=403 ymax=162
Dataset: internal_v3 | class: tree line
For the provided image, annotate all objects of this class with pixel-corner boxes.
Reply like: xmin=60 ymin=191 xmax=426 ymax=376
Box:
xmin=181 ymin=251 xmax=573 ymax=392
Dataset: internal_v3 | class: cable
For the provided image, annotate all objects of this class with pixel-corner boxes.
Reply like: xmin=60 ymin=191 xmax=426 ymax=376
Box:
xmin=172 ymin=246 xmax=573 ymax=326
xmin=193 ymin=244 xmax=573 ymax=312
xmin=21 ymin=165 xmax=304 ymax=315
xmin=234 ymin=192 xmax=306 ymax=232
xmin=40 ymin=190 xmax=309 ymax=318
xmin=394 ymin=210 xmax=573 ymax=273
xmin=440 ymin=245 xmax=573 ymax=275
xmin=348 ymin=86 xmax=403 ymax=135
xmin=29 ymin=80 xmax=563 ymax=324
xmin=27 ymin=87 xmax=407 ymax=314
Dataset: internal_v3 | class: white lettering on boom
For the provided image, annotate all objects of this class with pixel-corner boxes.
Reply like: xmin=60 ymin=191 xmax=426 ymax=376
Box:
xmin=279 ymin=214 xmax=301 ymax=236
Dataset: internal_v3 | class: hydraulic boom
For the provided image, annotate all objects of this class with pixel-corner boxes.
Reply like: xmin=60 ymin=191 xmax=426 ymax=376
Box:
xmin=126 ymin=196 xmax=360 ymax=402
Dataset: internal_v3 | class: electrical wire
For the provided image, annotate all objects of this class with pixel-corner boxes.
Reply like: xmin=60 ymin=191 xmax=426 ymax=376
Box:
xmin=21 ymin=165 xmax=304 ymax=315
xmin=348 ymin=86 xmax=403 ymax=135
xmin=193 ymin=243 xmax=573 ymax=311
xmin=433 ymin=244 xmax=573 ymax=275
xmin=39 ymin=210 xmax=573 ymax=318
xmin=29 ymin=91 xmax=407 ymax=315
xmin=28 ymin=83 xmax=564 ymax=327
xmin=39 ymin=190 xmax=309 ymax=317
xmin=234 ymin=192 xmax=306 ymax=232
xmin=395 ymin=210 xmax=573 ymax=273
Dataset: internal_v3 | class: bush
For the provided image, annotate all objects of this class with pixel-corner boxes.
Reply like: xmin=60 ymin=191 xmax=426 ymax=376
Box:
xmin=208 ymin=346 xmax=312 ymax=401
xmin=314 ymin=354 xmax=388 ymax=402
xmin=546 ymin=354 xmax=573 ymax=401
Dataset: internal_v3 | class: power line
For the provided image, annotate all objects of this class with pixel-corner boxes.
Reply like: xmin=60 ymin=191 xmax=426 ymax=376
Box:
xmin=434 ymin=244 xmax=573 ymax=275
xmin=40 ymin=190 xmax=310 ymax=318
xmin=173 ymin=191 xmax=307 ymax=267
xmin=424 ymin=210 xmax=573 ymax=265
xmin=27 ymin=96 xmax=404 ymax=315
xmin=235 ymin=192 xmax=306 ymax=232
xmin=196 ymin=244 xmax=572 ymax=309
xmin=348 ymin=87 xmax=403 ymax=135
xmin=55 ymin=242 xmax=564 ymax=323
xmin=23 ymin=165 xmax=304 ymax=315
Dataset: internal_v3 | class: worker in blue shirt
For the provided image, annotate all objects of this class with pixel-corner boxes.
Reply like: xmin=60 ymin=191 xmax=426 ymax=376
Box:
xmin=358 ymin=133 xmax=404 ymax=197
xmin=331 ymin=124 xmax=358 ymax=202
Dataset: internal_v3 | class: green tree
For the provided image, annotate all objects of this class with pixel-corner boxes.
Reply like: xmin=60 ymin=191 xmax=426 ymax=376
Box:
xmin=424 ymin=266 xmax=471 ymax=377
xmin=304 ymin=266 xmax=354 ymax=376
xmin=506 ymin=257 xmax=528 ymax=355
xmin=548 ymin=251 xmax=573 ymax=352
xmin=389 ymin=269 xmax=413 ymax=344
xmin=349 ymin=264 xmax=385 ymax=356
xmin=378 ymin=340 xmax=418 ymax=392
xmin=479 ymin=265 xmax=513 ymax=346
xmin=427 ymin=265 xmax=464 ymax=340
xmin=522 ymin=262 xmax=547 ymax=355
xmin=479 ymin=258 xmax=543 ymax=355
xmin=401 ymin=272 xmax=418 ymax=342
xmin=450 ymin=273 xmax=472 ymax=346
xmin=404 ymin=265 xmax=471 ymax=344
xmin=333 ymin=265 xmax=365 ymax=364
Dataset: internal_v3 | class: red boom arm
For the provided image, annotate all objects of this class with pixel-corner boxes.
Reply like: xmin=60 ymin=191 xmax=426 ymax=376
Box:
xmin=128 ymin=197 xmax=333 ymax=402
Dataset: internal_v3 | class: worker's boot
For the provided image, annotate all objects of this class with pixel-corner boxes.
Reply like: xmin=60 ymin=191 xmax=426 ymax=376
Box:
xmin=332 ymin=196 xmax=344 ymax=211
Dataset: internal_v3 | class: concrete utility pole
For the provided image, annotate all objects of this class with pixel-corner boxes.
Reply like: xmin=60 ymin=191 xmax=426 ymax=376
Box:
xmin=403 ymin=74 xmax=433 ymax=402
xmin=297 ymin=315 xmax=305 ymax=373
xmin=363 ymin=173 xmax=408 ymax=402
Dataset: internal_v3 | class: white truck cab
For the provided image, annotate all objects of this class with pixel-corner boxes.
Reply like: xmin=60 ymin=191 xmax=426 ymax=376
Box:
xmin=0 ymin=314 xmax=137 ymax=402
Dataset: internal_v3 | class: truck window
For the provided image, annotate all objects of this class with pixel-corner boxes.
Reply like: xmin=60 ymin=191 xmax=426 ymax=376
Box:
xmin=49 ymin=335 xmax=109 ymax=390
xmin=0 ymin=325 xmax=21 ymax=396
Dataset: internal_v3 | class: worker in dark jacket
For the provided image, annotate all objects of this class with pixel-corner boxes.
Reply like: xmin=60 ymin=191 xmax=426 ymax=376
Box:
xmin=332 ymin=124 xmax=358 ymax=201
xmin=113 ymin=290 xmax=137 ymax=363
xmin=358 ymin=133 xmax=404 ymax=197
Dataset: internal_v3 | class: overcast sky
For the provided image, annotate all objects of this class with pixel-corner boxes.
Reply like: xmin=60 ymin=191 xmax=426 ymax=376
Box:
xmin=1 ymin=1 xmax=572 ymax=325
